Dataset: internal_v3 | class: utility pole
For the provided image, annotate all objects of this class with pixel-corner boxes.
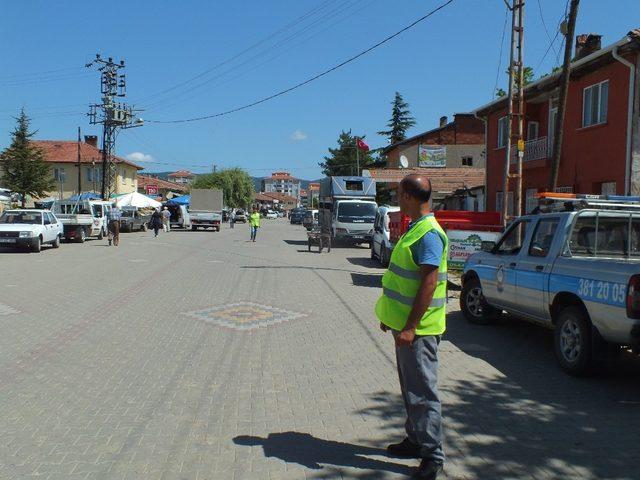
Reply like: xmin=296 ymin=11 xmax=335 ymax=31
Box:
xmin=549 ymin=0 xmax=580 ymax=192
xmin=212 ymin=163 xmax=217 ymax=173
xmin=86 ymin=54 xmax=143 ymax=200
xmin=500 ymin=0 xmax=525 ymax=226
xmin=77 ymin=127 xmax=82 ymax=194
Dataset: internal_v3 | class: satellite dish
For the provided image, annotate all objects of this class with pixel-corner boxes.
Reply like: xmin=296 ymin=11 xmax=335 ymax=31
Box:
xmin=399 ymin=155 xmax=409 ymax=169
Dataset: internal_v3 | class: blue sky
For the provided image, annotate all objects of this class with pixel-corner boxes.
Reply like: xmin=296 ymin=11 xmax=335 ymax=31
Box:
xmin=0 ymin=0 xmax=637 ymax=179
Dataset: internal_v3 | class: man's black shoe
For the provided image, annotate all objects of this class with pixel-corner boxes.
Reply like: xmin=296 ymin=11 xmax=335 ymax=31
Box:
xmin=412 ymin=460 xmax=443 ymax=480
xmin=386 ymin=438 xmax=421 ymax=458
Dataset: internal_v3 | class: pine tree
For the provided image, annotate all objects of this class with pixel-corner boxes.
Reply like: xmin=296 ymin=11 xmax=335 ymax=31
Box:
xmin=0 ymin=110 xmax=54 ymax=207
xmin=377 ymin=92 xmax=416 ymax=145
xmin=319 ymin=130 xmax=374 ymax=176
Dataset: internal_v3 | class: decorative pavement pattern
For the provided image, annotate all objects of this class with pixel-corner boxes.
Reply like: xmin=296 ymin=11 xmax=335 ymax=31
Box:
xmin=0 ymin=303 xmax=19 ymax=315
xmin=183 ymin=302 xmax=306 ymax=331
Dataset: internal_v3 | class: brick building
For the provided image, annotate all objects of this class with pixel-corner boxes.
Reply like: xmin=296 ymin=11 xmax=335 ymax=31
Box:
xmin=475 ymin=30 xmax=640 ymax=216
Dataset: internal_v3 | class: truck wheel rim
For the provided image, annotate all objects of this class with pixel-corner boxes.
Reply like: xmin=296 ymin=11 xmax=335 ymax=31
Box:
xmin=466 ymin=287 xmax=484 ymax=317
xmin=560 ymin=319 xmax=581 ymax=362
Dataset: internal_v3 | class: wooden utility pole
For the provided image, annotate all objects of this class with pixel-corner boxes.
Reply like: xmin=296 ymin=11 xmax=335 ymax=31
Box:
xmin=549 ymin=0 xmax=580 ymax=192
xmin=500 ymin=0 xmax=525 ymax=226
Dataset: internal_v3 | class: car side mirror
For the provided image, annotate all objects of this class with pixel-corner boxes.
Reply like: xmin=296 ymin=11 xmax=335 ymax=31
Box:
xmin=481 ymin=241 xmax=496 ymax=252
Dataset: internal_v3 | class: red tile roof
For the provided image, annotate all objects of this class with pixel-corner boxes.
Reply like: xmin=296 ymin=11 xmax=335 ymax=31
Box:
xmin=254 ymin=191 xmax=297 ymax=203
xmin=137 ymin=175 xmax=188 ymax=192
xmin=32 ymin=140 xmax=143 ymax=170
xmin=366 ymin=168 xmax=485 ymax=193
xmin=167 ymin=170 xmax=195 ymax=178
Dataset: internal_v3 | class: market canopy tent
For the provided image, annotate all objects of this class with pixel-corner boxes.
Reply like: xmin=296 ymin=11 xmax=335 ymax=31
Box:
xmin=166 ymin=195 xmax=190 ymax=206
xmin=115 ymin=192 xmax=162 ymax=209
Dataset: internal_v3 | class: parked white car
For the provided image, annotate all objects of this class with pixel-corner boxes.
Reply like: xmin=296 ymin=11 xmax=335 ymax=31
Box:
xmin=266 ymin=210 xmax=278 ymax=219
xmin=0 ymin=209 xmax=63 ymax=252
xmin=371 ymin=205 xmax=400 ymax=266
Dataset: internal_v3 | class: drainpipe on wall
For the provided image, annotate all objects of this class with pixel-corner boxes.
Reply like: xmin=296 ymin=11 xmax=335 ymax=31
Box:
xmin=612 ymin=45 xmax=636 ymax=195
xmin=474 ymin=111 xmax=488 ymax=212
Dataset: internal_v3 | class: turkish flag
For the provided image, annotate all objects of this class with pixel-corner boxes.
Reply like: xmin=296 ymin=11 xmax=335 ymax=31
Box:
xmin=356 ymin=138 xmax=369 ymax=151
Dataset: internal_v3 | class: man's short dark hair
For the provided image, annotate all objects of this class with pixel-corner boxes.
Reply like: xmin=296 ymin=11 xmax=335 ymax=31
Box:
xmin=400 ymin=176 xmax=432 ymax=203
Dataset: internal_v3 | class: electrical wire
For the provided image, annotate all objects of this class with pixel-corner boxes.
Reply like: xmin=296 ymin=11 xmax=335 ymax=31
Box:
xmin=492 ymin=5 xmax=509 ymax=98
xmin=144 ymin=0 xmax=379 ymax=114
xmin=131 ymin=0 xmax=345 ymax=106
xmin=140 ymin=0 xmax=373 ymax=111
xmin=147 ymin=0 xmax=455 ymax=124
xmin=536 ymin=0 xmax=559 ymax=60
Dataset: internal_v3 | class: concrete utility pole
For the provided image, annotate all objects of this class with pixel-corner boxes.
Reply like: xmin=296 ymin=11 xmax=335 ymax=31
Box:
xmin=549 ymin=0 xmax=580 ymax=192
xmin=500 ymin=0 xmax=525 ymax=226
xmin=77 ymin=127 xmax=82 ymax=194
xmin=86 ymin=54 xmax=143 ymax=200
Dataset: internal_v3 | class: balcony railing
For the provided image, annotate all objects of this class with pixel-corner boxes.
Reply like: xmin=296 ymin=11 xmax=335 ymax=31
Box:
xmin=510 ymin=136 xmax=549 ymax=163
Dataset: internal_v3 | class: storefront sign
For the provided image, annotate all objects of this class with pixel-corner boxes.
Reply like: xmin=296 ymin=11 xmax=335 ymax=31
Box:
xmin=146 ymin=185 xmax=158 ymax=195
xmin=447 ymin=230 xmax=500 ymax=269
xmin=418 ymin=145 xmax=446 ymax=168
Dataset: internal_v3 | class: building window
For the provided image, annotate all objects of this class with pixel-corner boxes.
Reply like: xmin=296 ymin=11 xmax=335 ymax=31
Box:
xmin=53 ymin=168 xmax=66 ymax=182
xmin=497 ymin=116 xmax=508 ymax=148
xmin=121 ymin=168 xmax=126 ymax=184
xmin=461 ymin=156 xmax=473 ymax=167
xmin=601 ymin=181 xmax=616 ymax=196
xmin=583 ymin=80 xmax=608 ymax=127
xmin=527 ymin=121 xmax=539 ymax=140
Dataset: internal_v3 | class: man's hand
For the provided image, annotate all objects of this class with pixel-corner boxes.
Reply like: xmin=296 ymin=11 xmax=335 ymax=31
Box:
xmin=379 ymin=322 xmax=389 ymax=332
xmin=395 ymin=327 xmax=416 ymax=347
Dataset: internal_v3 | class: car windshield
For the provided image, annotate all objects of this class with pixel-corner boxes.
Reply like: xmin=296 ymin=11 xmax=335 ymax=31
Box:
xmin=0 ymin=212 xmax=42 ymax=224
xmin=121 ymin=210 xmax=134 ymax=217
xmin=337 ymin=202 xmax=376 ymax=223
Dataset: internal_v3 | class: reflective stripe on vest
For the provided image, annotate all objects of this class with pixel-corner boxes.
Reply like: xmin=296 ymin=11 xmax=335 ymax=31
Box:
xmin=382 ymin=287 xmax=446 ymax=308
xmin=388 ymin=263 xmax=447 ymax=282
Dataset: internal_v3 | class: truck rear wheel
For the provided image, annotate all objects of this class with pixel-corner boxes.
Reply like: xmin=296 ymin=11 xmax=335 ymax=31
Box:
xmin=554 ymin=306 xmax=593 ymax=376
xmin=77 ymin=228 xmax=86 ymax=243
xmin=461 ymin=277 xmax=499 ymax=325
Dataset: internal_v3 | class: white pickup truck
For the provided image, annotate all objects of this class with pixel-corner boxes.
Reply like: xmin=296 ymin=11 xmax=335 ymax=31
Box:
xmin=189 ymin=188 xmax=223 ymax=231
xmin=52 ymin=199 xmax=110 ymax=242
xmin=0 ymin=209 xmax=63 ymax=252
xmin=461 ymin=195 xmax=640 ymax=375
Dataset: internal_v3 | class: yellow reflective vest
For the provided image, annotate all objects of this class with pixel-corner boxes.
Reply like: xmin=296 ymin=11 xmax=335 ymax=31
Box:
xmin=249 ymin=213 xmax=261 ymax=227
xmin=375 ymin=215 xmax=448 ymax=335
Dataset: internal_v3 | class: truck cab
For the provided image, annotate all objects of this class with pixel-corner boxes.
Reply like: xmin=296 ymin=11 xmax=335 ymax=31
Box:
xmin=461 ymin=194 xmax=640 ymax=375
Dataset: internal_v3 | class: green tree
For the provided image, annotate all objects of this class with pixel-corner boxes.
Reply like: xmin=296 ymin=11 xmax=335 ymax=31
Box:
xmin=191 ymin=167 xmax=254 ymax=209
xmin=496 ymin=66 xmax=534 ymax=97
xmin=377 ymin=91 xmax=416 ymax=145
xmin=0 ymin=110 xmax=54 ymax=208
xmin=319 ymin=130 xmax=374 ymax=176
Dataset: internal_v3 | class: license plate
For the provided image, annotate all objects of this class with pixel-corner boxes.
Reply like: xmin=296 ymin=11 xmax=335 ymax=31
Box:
xmin=352 ymin=236 xmax=364 ymax=240
xmin=0 ymin=238 xmax=16 ymax=243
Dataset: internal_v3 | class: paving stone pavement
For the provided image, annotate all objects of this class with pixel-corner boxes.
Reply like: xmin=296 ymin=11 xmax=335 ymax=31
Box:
xmin=1 ymin=219 xmax=639 ymax=480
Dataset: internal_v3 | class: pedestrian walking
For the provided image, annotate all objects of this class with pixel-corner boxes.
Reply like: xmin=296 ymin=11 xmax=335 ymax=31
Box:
xmin=249 ymin=208 xmax=260 ymax=242
xmin=162 ymin=206 xmax=171 ymax=232
xmin=375 ymin=174 xmax=448 ymax=480
xmin=150 ymin=208 xmax=163 ymax=237
xmin=229 ymin=209 xmax=236 ymax=229
xmin=106 ymin=206 xmax=122 ymax=246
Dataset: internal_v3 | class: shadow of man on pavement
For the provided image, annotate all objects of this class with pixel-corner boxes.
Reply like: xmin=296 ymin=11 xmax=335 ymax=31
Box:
xmin=233 ymin=431 xmax=412 ymax=476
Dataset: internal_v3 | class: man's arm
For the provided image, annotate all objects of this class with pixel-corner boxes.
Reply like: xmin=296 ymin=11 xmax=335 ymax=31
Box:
xmin=395 ymin=265 xmax=439 ymax=346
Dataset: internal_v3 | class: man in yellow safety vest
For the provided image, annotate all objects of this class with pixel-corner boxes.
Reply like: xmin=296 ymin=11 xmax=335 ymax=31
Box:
xmin=375 ymin=174 xmax=448 ymax=480
xmin=249 ymin=208 xmax=261 ymax=242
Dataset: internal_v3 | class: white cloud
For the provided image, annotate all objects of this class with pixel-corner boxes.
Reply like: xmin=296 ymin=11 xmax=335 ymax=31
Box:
xmin=290 ymin=130 xmax=308 ymax=141
xmin=125 ymin=151 xmax=154 ymax=163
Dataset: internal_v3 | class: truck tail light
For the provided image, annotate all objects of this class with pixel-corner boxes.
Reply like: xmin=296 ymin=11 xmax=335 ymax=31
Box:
xmin=627 ymin=275 xmax=640 ymax=319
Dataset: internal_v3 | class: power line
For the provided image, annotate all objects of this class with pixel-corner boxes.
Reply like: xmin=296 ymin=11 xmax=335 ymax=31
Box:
xmin=141 ymin=0 xmax=374 ymax=112
xmin=148 ymin=0 xmax=455 ymax=124
xmin=132 ymin=0 xmax=346 ymax=106
xmin=144 ymin=0 xmax=379 ymax=114
xmin=493 ymin=5 xmax=509 ymax=97
xmin=536 ymin=0 xmax=559 ymax=60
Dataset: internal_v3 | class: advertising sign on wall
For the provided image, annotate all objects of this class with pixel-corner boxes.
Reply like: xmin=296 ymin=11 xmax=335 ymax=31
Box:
xmin=447 ymin=230 xmax=500 ymax=269
xmin=418 ymin=145 xmax=446 ymax=168
xmin=146 ymin=185 xmax=158 ymax=195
